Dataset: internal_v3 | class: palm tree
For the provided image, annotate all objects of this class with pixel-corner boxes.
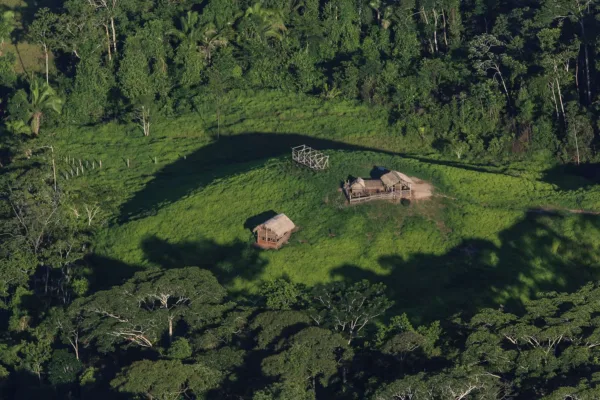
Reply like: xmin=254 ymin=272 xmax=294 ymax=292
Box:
xmin=170 ymin=11 xmax=202 ymax=50
xmin=24 ymin=80 xmax=63 ymax=136
xmin=170 ymin=12 xmax=230 ymax=63
xmin=198 ymin=24 xmax=229 ymax=63
xmin=243 ymin=3 xmax=287 ymax=42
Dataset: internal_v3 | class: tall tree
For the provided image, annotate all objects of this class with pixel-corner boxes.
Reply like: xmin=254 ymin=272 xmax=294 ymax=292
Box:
xmin=538 ymin=0 xmax=596 ymax=104
xmin=27 ymin=9 xmax=59 ymax=84
xmin=469 ymin=34 xmax=511 ymax=104
xmin=310 ymin=280 xmax=393 ymax=344
xmin=262 ymin=327 xmax=353 ymax=397
xmin=75 ymin=267 xmax=227 ymax=351
xmin=111 ymin=360 xmax=222 ymax=400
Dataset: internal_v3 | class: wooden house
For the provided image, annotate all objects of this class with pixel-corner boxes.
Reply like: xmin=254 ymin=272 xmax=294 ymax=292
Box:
xmin=253 ymin=214 xmax=296 ymax=250
xmin=343 ymin=170 xmax=413 ymax=204
xmin=348 ymin=177 xmax=386 ymax=197
xmin=380 ymin=170 xmax=413 ymax=197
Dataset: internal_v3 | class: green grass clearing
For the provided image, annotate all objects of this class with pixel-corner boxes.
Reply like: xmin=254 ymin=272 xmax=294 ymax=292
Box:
xmin=45 ymin=90 xmax=600 ymax=323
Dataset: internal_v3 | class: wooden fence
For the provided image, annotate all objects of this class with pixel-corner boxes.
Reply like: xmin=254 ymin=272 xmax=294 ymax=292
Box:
xmin=343 ymin=186 xmax=411 ymax=204
xmin=292 ymin=145 xmax=329 ymax=170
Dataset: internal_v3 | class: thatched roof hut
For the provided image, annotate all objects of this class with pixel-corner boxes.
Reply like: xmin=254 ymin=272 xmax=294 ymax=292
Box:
xmin=350 ymin=177 xmax=384 ymax=192
xmin=380 ymin=170 xmax=414 ymax=188
xmin=253 ymin=214 xmax=295 ymax=249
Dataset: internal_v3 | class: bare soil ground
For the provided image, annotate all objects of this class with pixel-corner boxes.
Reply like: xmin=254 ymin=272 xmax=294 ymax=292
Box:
xmin=410 ymin=177 xmax=434 ymax=200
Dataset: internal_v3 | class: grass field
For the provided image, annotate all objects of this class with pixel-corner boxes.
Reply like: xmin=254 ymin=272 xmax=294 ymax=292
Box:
xmin=2 ymin=0 xmax=53 ymax=75
xmin=48 ymin=90 xmax=600 ymax=322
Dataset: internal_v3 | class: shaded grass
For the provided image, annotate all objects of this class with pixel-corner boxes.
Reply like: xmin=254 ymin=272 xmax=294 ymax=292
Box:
xmin=2 ymin=0 xmax=52 ymax=75
xmin=9 ymin=41 xmax=53 ymax=75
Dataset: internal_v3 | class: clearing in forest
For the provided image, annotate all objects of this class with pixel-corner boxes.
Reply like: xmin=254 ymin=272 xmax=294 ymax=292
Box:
xmin=53 ymin=93 xmax=600 ymax=323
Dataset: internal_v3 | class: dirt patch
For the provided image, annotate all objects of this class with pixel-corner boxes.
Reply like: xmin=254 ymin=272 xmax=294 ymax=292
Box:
xmin=410 ymin=177 xmax=434 ymax=200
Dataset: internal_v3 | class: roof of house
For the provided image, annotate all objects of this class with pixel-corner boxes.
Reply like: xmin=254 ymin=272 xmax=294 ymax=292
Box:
xmin=253 ymin=213 xmax=295 ymax=236
xmin=350 ymin=177 xmax=365 ymax=188
xmin=364 ymin=179 xmax=385 ymax=189
xmin=351 ymin=178 xmax=384 ymax=190
xmin=380 ymin=170 xmax=414 ymax=187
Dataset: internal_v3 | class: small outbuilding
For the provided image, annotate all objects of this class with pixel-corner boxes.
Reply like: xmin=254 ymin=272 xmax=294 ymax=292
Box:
xmin=349 ymin=177 xmax=386 ymax=196
xmin=253 ymin=213 xmax=296 ymax=250
xmin=380 ymin=170 xmax=413 ymax=197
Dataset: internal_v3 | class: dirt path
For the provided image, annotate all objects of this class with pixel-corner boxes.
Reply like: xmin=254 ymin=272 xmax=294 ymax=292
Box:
xmin=410 ymin=177 xmax=434 ymax=200
xmin=408 ymin=177 xmax=600 ymax=216
xmin=529 ymin=207 xmax=600 ymax=216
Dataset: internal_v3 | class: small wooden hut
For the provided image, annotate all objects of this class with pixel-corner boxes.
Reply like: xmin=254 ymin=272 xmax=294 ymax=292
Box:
xmin=253 ymin=214 xmax=296 ymax=250
xmin=380 ymin=170 xmax=413 ymax=197
xmin=348 ymin=177 xmax=386 ymax=197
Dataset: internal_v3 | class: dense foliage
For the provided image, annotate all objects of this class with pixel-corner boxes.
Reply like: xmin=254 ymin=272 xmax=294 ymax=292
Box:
xmin=1 ymin=0 xmax=600 ymax=161
xmin=2 ymin=0 xmax=600 ymax=398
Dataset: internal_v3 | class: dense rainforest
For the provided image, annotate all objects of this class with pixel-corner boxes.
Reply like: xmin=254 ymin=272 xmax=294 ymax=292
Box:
xmin=2 ymin=0 xmax=600 ymax=399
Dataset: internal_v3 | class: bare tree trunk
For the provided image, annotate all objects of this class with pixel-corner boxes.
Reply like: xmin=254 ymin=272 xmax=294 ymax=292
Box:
xmin=104 ymin=24 xmax=112 ymax=61
xmin=50 ymin=145 xmax=56 ymax=192
xmin=421 ymin=7 xmax=429 ymax=25
xmin=137 ymin=105 xmax=150 ymax=136
xmin=579 ymin=21 xmax=591 ymax=103
xmin=43 ymin=43 xmax=49 ymax=84
xmin=495 ymin=69 xmax=510 ymax=105
xmin=110 ymin=17 xmax=117 ymax=54
xmin=432 ymin=9 xmax=439 ymax=53
xmin=549 ymin=82 xmax=559 ymax=119
xmin=70 ymin=335 xmax=80 ymax=360
xmin=32 ymin=111 xmax=42 ymax=135
xmin=168 ymin=317 xmax=173 ymax=342
xmin=421 ymin=7 xmax=434 ymax=53
xmin=575 ymin=58 xmax=579 ymax=88
xmin=556 ymin=78 xmax=566 ymax=119
xmin=44 ymin=266 xmax=50 ymax=294
xmin=442 ymin=9 xmax=448 ymax=47
xmin=574 ymin=129 xmax=580 ymax=165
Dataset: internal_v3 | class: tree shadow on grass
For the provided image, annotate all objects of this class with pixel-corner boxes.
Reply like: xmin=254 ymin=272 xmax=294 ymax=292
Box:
xmin=331 ymin=210 xmax=600 ymax=323
xmin=85 ymin=253 xmax=145 ymax=292
xmin=140 ymin=236 xmax=268 ymax=288
xmin=86 ymin=235 xmax=268 ymax=297
xmin=370 ymin=165 xmax=389 ymax=179
xmin=244 ymin=210 xmax=278 ymax=233
xmin=117 ymin=132 xmax=500 ymax=223
xmin=542 ymin=162 xmax=600 ymax=191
